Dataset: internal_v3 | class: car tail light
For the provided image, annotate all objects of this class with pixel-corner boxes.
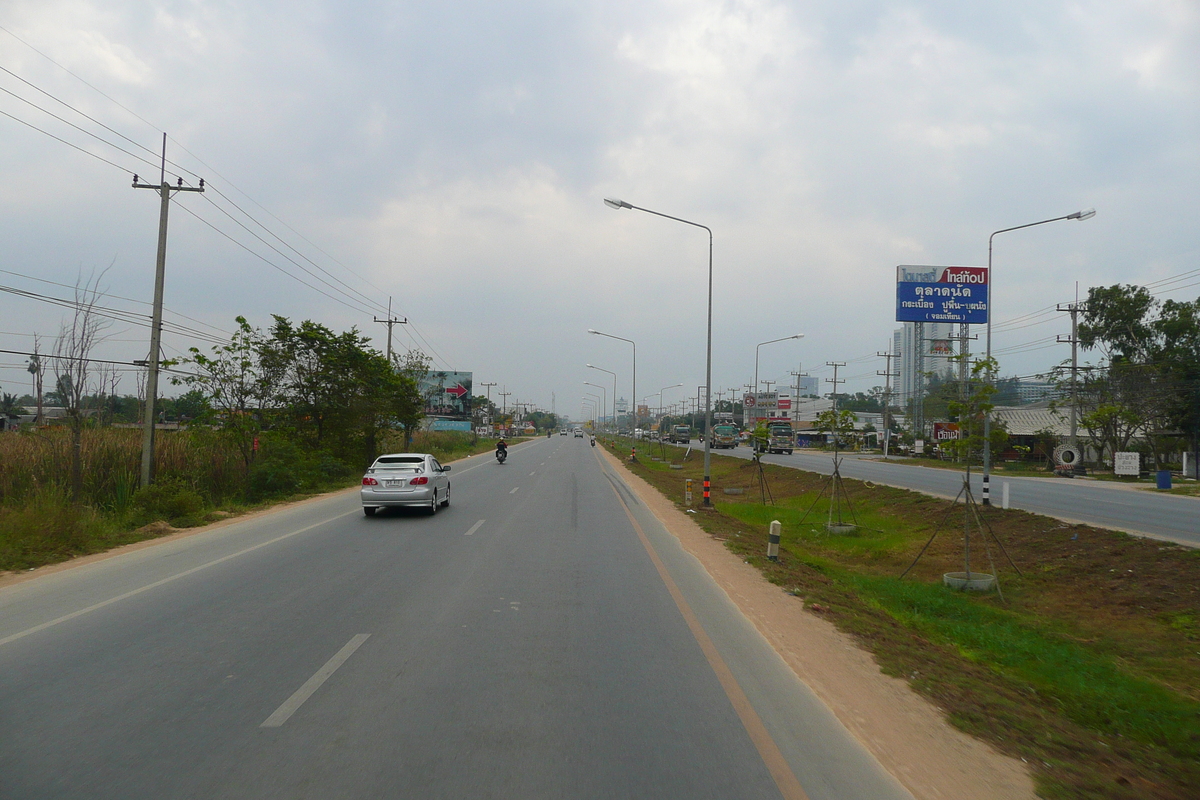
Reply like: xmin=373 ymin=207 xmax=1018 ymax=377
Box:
xmin=362 ymin=477 xmax=379 ymax=486
xmin=410 ymin=476 xmax=429 ymax=485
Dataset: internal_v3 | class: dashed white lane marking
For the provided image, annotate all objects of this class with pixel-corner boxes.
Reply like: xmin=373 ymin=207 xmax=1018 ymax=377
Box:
xmin=529 ymin=471 xmax=536 ymax=476
xmin=510 ymin=487 xmax=519 ymax=494
xmin=464 ymin=519 xmax=485 ymax=536
xmin=261 ymin=634 xmax=370 ymax=728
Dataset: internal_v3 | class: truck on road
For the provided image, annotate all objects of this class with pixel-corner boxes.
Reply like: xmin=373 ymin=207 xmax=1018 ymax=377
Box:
xmin=765 ymin=421 xmax=794 ymax=455
xmin=710 ymin=424 xmax=738 ymax=449
xmin=669 ymin=425 xmax=691 ymax=444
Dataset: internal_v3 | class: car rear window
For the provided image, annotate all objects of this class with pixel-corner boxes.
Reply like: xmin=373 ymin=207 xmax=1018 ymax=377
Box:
xmin=373 ymin=456 xmax=425 ymax=471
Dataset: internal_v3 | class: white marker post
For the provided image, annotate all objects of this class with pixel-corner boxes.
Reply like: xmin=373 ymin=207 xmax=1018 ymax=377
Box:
xmin=767 ymin=520 xmax=781 ymax=562
xmin=685 ymin=479 xmax=693 ymax=505
xmin=1002 ymin=482 xmax=1010 ymax=510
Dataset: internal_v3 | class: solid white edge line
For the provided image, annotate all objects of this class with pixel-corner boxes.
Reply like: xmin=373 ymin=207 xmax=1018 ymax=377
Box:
xmin=464 ymin=519 xmax=485 ymax=536
xmin=261 ymin=634 xmax=370 ymax=728
xmin=0 ymin=510 xmax=359 ymax=648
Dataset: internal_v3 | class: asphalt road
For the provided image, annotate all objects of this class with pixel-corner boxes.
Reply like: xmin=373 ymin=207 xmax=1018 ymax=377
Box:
xmin=0 ymin=437 xmax=912 ymax=800
xmin=658 ymin=441 xmax=1199 ymax=547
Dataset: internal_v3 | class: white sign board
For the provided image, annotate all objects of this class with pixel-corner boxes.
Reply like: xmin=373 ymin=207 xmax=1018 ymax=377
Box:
xmin=1114 ymin=451 xmax=1140 ymax=476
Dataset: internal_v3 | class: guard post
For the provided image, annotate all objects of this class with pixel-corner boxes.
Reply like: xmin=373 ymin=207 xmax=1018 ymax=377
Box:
xmin=767 ymin=520 xmax=781 ymax=561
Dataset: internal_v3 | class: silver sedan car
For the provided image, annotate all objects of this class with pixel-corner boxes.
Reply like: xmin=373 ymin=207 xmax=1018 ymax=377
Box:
xmin=361 ymin=453 xmax=451 ymax=516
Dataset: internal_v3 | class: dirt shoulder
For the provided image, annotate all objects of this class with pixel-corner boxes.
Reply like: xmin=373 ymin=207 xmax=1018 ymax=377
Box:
xmin=600 ymin=446 xmax=1036 ymax=800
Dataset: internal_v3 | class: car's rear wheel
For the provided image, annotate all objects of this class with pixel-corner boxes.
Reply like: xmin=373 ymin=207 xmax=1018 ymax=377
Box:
xmin=441 ymin=486 xmax=451 ymax=508
xmin=363 ymin=506 xmax=376 ymax=517
xmin=427 ymin=490 xmax=438 ymax=515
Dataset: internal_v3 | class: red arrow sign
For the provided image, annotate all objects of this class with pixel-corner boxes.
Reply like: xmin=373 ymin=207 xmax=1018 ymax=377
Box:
xmin=445 ymin=383 xmax=468 ymax=398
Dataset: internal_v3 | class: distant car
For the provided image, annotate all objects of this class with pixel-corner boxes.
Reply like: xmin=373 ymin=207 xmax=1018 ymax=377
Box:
xmin=560 ymin=429 xmax=568 ymax=436
xmin=361 ymin=453 xmax=451 ymax=516
xmin=574 ymin=428 xmax=584 ymax=438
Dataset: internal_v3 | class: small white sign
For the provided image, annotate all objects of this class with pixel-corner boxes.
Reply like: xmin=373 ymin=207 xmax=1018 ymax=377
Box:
xmin=1114 ymin=451 xmax=1140 ymax=476
xmin=914 ymin=439 xmax=925 ymax=454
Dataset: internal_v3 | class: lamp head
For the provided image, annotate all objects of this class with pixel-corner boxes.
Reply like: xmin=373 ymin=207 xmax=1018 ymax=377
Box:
xmin=603 ymin=198 xmax=632 ymax=210
xmin=792 ymin=333 xmax=805 ymax=340
xmin=587 ymin=329 xmax=597 ymax=334
xmin=1068 ymin=208 xmax=1097 ymax=221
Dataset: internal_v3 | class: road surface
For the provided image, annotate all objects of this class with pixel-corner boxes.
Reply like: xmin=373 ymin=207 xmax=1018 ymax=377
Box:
xmin=0 ymin=437 xmax=912 ymax=800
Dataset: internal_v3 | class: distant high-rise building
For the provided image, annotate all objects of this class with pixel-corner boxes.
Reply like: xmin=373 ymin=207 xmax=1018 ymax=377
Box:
xmin=893 ymin=321 xmax=959 ymax=410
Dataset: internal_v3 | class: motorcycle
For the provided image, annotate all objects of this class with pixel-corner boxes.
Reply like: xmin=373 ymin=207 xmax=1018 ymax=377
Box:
xmin=590 ymin=437 xmax=596 ymax=447
xmin=496 ymin=447 xmax=508 ymax=464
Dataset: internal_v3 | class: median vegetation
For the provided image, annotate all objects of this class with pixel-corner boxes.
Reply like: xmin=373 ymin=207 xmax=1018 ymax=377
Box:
xmin=604 ymin=438 xmax=1199 ymax=800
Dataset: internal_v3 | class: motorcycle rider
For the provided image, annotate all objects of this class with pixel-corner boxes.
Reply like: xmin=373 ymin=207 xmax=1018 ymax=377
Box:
xmin=495 ymin=438 xmax=508 ymax=461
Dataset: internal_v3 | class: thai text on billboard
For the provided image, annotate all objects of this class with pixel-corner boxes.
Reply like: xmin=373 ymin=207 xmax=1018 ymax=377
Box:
xmin=896 ymin=265 xmax=989 ymax=324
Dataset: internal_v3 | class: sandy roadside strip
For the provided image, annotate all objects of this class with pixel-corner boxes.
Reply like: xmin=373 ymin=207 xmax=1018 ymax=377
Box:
xmin=600 ymin=446 xmax=1036 ymax=800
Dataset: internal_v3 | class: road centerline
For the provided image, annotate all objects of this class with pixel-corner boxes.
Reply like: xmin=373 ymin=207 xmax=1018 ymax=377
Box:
xmin=261 ymin=634 xmax=370 ymax=728
xmin=464 ymin=520 xmax=485 ymax=536
xmin=510 ymin=487 xmax=519 ymax=494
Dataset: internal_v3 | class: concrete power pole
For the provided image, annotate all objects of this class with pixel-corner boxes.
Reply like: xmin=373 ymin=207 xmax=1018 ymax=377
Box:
xmin=825 ymin=362 xmax=846 ymax=412
xmin=374 ymin=296 xmax=408 ymax=364
xmin=132 ymin=135 xmax=204 ymax=488
xmin=1057 ymin=300 xmax=1088 ymax=474
xmin=877 ymin=347 xmax=900 ymax=457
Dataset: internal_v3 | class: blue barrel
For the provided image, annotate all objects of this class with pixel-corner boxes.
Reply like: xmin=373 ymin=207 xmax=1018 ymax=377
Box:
xmin=1156 ymin=470 xmax=1172 ymax=489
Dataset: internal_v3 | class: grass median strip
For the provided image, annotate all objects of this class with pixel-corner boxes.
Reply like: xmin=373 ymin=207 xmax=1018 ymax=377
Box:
xmin=602 ymin=438 xmax=1200 ymax=800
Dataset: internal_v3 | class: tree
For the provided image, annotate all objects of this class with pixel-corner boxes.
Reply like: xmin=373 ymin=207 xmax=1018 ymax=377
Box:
xmin=172 ymin=316 xmax=275 ymax=468
xmin=1078 ymin=285 xmax=1200 ymax=469
xmin=815 ymin=408 xmax=857 ymax=450
xmin=52 ymin=272 xmax=111 ymax=503
xmin=944 ymin=357 xmax=1007 ymax=465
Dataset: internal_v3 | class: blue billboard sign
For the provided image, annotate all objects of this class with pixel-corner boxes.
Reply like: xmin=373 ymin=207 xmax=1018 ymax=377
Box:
xmin=896 ymin=265 xmax=989 ymax=324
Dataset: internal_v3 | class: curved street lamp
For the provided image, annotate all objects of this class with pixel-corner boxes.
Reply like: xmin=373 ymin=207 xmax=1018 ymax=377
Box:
xmin=981 ymin=208 xmax=1095 ymax=505
xmin=658 ymin=382 xmax=684 ymax=418
xmin=755 ymin=334 xmax=804 ymax=393
xmin=588 ymin=329 xmax=635 ymax=435
xmin=584 ymin=382 xmax=607 ymax=430
xmin=586 ymin=363 xmax=617 ymax=430
xmin=605 ymin=198 xmax=714 ymax=504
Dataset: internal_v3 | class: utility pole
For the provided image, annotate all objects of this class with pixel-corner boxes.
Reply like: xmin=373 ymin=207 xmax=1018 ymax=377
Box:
xmin=789 ymin=365 xmax=808 ymax=423
xmin=374 ymin=296 xmax=408 ymax=364
xmin=132 ymin=134 xmax=204 ymax=488
xmin=499 ymin=390 xmax=511 ymax=425
xmin=825 ymin=362 xmax=846 ymax=412
xmin=1057 ymin=299 xmax=1088 ymax=474
xmin=877 ymin=347 xmax=900 ymax=457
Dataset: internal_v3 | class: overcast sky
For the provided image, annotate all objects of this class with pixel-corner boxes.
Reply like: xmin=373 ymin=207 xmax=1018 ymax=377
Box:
xmin=2 ymin=0 xmax=1197 ymax=419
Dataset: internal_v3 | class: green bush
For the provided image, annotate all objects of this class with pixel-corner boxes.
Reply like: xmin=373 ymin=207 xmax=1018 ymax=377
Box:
xmin=247 ymin=437 xmax=353 ymax=501
xmin=132 ymin=478 xmax=206 ymax=526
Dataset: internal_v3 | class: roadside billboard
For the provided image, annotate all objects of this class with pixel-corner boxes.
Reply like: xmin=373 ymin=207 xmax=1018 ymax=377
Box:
xmin=896 ymin=265 xmax=988 ymax=324
xmin=419 ymin=371 xmax=473 ymax=420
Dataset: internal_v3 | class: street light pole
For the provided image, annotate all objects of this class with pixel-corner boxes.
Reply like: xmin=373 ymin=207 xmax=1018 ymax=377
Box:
xmin=658 ymin=383 xmax=683 ymax=420
xmin=586 ymin=364 xmax=617 ymax=431
xmin=755 ymin=334 xmax=805 ymax=399
xmin=605 ymin=197 xmax=714 ymax=505
xmin=588 ymin=330 xmax=636 ymax=437
xmin=584 ymin=382 xmax=606 ymax=429
xmin=982 ymin=208 xmax=1095 ymax=505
